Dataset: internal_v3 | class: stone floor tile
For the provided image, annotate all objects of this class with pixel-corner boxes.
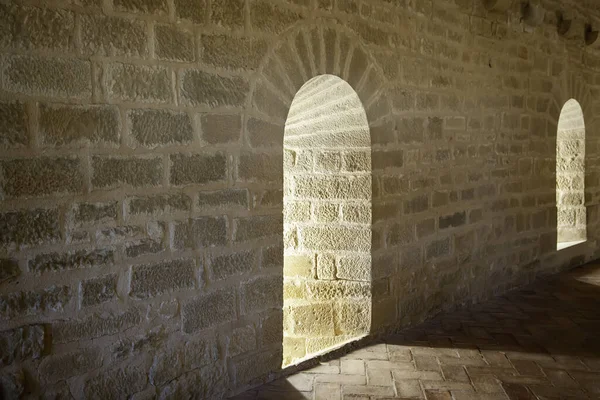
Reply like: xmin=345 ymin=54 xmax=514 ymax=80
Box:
xmin=394 ymin=379 xmax=424 ymax=398
xmin=414 ymin=355 xmax=439 ymax=371
xmin=341 ymin=360 xmax=365 ymax=375
xmin=314 ymin=383 xmax=341 ymax=400
xmin=366 ymin=368 xmax=393 ymax=386
xmin=315 ymin=374 xmax=366 ymax=385
xmin=343 ymin=384 xmax=395 ymax=397
xmin=424 ymin=390 xmax=452 ymax=400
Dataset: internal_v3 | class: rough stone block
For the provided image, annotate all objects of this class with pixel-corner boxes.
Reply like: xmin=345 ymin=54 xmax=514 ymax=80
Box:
xmin=130 ymin=259 xmax=195 ymax=299
xmin=439 ymin=211 xmax=467 ymax=229
xmin=426 ymin=237 xmax=451 ymax=260
xmin=174 ymin=0 xmax=207 ymax=23
xmin=263 ymin=244 xmax=283 ymax=269
xmin=0 ymin=208 xmax=60 ymax=248
xmin=235 ymin=348 xmax=282 ymax=385
xmin=1 ymin=157 xmax=83 ymax=198
xmin=386 ymin=223 xmax=414 ymax=246
xmin=227 ymin=325 xmax=256 ymax=357
xmin=306 ymin=280 xmax=370 ymax=300
xmin=247 ymin=118 xmax=283 ymax=148
xmin=0 ymin=324 xmax=45 ymax=366
xmin=301 ymin=226 xmax=370 ymax=251
xmin=96 ymin=226 xmax=144 ymax=244
xmin=0 ymin=259 xmax=20 ymax=284
xmin=0 ymin=286 xmax=71 ymax=319
xmin=2 ymin=55 xmax=91 ymax=99
xmin=343 ymin=203 xmax=371 ymax=224
xmin=114 ymin=0 xmax=169 ymax=14
xmin=201 ymin=34 xmax=267 ymax=70
xmin=92 ymin=156 xmax=163 ymax=189
xmin=127 ymin=193 xmax=191 ymax=216
xmin=125 ymin=238 xmax=164 ymax=258
xmin=315 ymin=152 xmax=341 ymax=172
xmin=404 ymin=194 xmax=429 ymax=214
xmin=106 ymin=63 xmax=172 ymax=103
xmin=285 ymin=201 xmax=311 ymax=222
xmin=241 ymin=275 xmax=282 ymax=314
xmin=159 ymin=364 xmax=228 ymax=399
xmin=198 ymin=188 xmax=248 ymax=210
xmin=40 ymin=103 xmax=119 ymax=146
xmin=170 ymin=153 xmax=226 ymax=185
xmin=315 ymin=203 xmax=339 ymax=222
xmin=211 ymin=0 xmax=245 ymax=27
xmin=0 ymin=101 xmax=28 ymax=147
xmin=284 ymin=255 xmax=312 ymax=277
xmin=29 ymin=248 xmax=114 ymax=274
xmin=173 ymin=216 xmax=227 ymax=249
xmin=238 ymin=152 xmax=282 ymax=182
xmin=182 ymin=290 xmax=236 ymax=333
xmin=81 ymin=15 xmax=147 ymax=56
xmin=343 ymin=151 xmax=370 ymax=172
xmin=317 ymin=254 xmax=336 ymax=279
xmin=200 ymin=113 xmax=241 ymax=144
xmin=211 ymin=250 xmax=255 ymax=281
xmin=39 ymin=347 xmax=102 ymax=384
xmin=337 ymin=255 xmax=370 ymax=281
xmin=250 ymin=1 xmax=300 ymax=33
xmin=69 ymin=202 xmax=118 ymax=227
xmin=129 ymin=109 xmax=193 ymax=147
xmin=373 ymin=150 xmax=403 ymax=170
xmin=180 ymin=69 xmax=249 ymax=107
xmin=155 ymin=24 xmax=194 ymax=62
xmin=83 ymin=365 xmax=147 ymax=399
xmin=335 ymin=301 xmax=370 ymax=335
xmin=294 ymin=176 xmax=370 ymax=200
xmin=81 ymin=274 xmax=117 ymax=307
xmin=234 ymin=214 xmax=282 ymax=242
xmin=185 ymin=335 xmax=219 ymax=370
xmin=53 ymin=308 xmax=142 ymax=344
xmin=288 ymin=303 xmax=334 ymax=335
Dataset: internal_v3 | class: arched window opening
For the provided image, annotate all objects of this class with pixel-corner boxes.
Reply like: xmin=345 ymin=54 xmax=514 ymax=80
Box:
xmin=283 ymin=75 xmax=372 ymax=366
xmin=556 ymin=99 xmax=586 ymax=250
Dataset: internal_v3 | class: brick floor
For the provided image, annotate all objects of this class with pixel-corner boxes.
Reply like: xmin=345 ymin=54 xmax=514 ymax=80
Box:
xmin=231 ymin=263 xmax=600 ymax=399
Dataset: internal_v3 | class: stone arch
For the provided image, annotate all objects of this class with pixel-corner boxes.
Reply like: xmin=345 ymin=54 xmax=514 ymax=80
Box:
xmin=246 ymin=20 xmax=394 ymax=366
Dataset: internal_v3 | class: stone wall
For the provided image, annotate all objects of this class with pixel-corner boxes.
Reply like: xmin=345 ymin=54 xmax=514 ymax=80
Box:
xmin=0 ymin=0 xmax=599 ymax=398
xmin=557 ymin=98 xmax=586 ymax=245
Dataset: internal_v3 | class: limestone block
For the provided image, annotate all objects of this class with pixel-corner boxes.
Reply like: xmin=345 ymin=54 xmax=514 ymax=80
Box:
xmin=185 ymin=335 xmax=219 ymax=370
xmin=337 ymin=255 xmax=370 ymax=281
xmin=397 ymin=118 xmax=425 ymax=144
xmin=284 ymin=255 xmax=312 ymax=277
xmin=198 ymin=188 xmax=249 ymax=210
xmin=426 ymin=237 xmax=451 ymax=260
xmin=283 ymin=336 xmax=306 ymax=364
xmin=253 ymin=83 xmax=289 ymax=121
xmin=114 ymin=0 xmax=169 ymax=14
xmin=560 ymin=192 xmax=584 ymax=206
xmin=0 ymin=369 xmax=24 ymax=399
xmin=439 ymin=211 xmax=467 ymax=229
xmin=247 ymin=118 xmax=284 ymax=148
xmin=106 ymin=63 xmax=172 ymax=103
xmin=53 ymin=308 xmax=143 ymax=344
xmin=342 ymin=203 xmax=371 ymax=224
xmin=41 ymin=103 xmax=118 ymax=146
xmin=306 ymin=335 xmax=353 ymax=354
xmin=172 ymin=217 xmax=227 ymax=249
xmin=259 ymin=311 xmax=283 ymax=348
xmin=284 ymin=279 xmax=308 ymax=300
xmin=404 ymin=194 xmax=429 ymax=214
xmin=81 ymin=15 xmax=147 ymax=56
xmin=0 ymin=324 xmax=45 ymax=366
xmin=1 ymin=157 xmax=83 ymax=198
xmin=159 ymin=364 xmax=228 ymax=400
xmin=211 ymin=0 xmax=245 ymax=27
xmin=234 ymin=214 xmax=282 ymax=242
xmin=416 ymin=218 xmax=435 ymax=238
xmin=96 ymin=226 xmax=144 ymax=244
xmin=150 ymin=347 xmax=184 ymax=386
xmin=315 ymin=152 xmax=342 ymax=172
xmin=317 ymin=254 xmax=336 ymax=280
xmin=69 ymin=202 xmax=118 ymax=227
xmin=285 ymin=201 xmax=311 ymax=222
xmin=155 ymin=24 xmax=194 ymax=62
xmin=127 ymin=194 xmax=191 ymax=216
xmin=250 ymin=1 xmax=300 ymax=34
xmin=334 ymin=301 xmax=370 ymax=335
xmin=210 ymin=250 xmax=256 ymax=281
xmin=81 ymin=274 xmax=118 ymax=306
xmin=201 ymin=113 xmax=242 ymax=144
xmin=174 ymin=0 xmax=207 ymax=23
xmin=201 ymin=35 xmax=267 ymax=70
xmin=0 ymin=208 xmax=60 ymax=248
xmin=0 ymin=101 xmax=28 ymax=147
xmin=306 ymin=280 xmax=370 ymax=300
xmin=39 ymin=348 xmax=102 ymax=384
xmin=180 ymin=69 xmax=249 ymax=107
xmin=0 ymin=259 xmax=19 ymax=284
xmin=92 ymin=156 xmax=163 ymax=189
xmin=226 ymin=325 xmax=256 ymax=357
xmin=182 ymin=290 xmax=236 ymax=333
xmin=241 ymin=275 xmax=283 ymax=314
xmin=300 ymin=226 xmax=370 ymax=251
xmin=0 ymin=286 xmax=71 ymax=319
xmin=238 ymin=152 xmax=282 ymax=183
xmin=315 ymin=203 xmax=339 ymax=223
xmin=169 ymin=153 xmax=226 ymax=185
xmin=343 ymin=152 xmax=370 ymax=173
xmin=294 ymin=176 xmax=370 ymax=200
xmin=263 ymin=244 xmax=283 ymax=269
xmin=83 ymin=365 xmax=147 ymax=399
xmin=129 ymin=109 xmax=193 ymax=147
xmin=130 ymin=259 xmax=195 ymax=299
xmin=386 ymin=223 xmax=415 ymax=247
xmin=288 ymin=303 xmax=334 ymax=336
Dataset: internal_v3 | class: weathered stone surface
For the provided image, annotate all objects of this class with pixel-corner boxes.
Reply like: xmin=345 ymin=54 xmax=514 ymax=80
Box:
xmin=241 ymin=275 xmax=282 ymax=314
xmin=210 ymin=250 xmax=255 ymax=281
xmin=250 ymin=1 xmax=300 ymax=33
xmin=201 ymin=35 xmax=267 ymax=70
xmin=226 ymin=325 xmax=256 ymax=357
xmin=114 ymin=0 xmax=169 ymax=14
xmin=185 ymin=334 xmax=219 ymax=370
xmin=158 ymin=364 xmax=228 ymax=400
xmin=426 ymin=237 xmax=451 ymax=260
xmin=81 ymin=274 xmax=117 ymax=307
xmin=0 ymin=368 xmax=25 ymax=399
xmin=306 ymin=280 xmax=370 ymax=300
xmin=211 ymin=0 xmax=245 ymax=27
xmin=2 ymin=55 xmax=91 ymax=99
xmin=0 ymin=324 xmax=45 ymax=366
xmin=125 ymin=238 xmax=163 ymax=258
xmin=343 ymin=203 xmax=371 ymax=224
xmin=235 ymin=348 xmax=282 ymax=385
xmin=39 ymin=347 xmax=102 ymax=384
xmin=247 ymin=118 xmax=283 ymax=148
xmin=439 ymin=211 xmax=467 ymax=229
xmin=53 ymin=308 xmax=142 ymax=344
xmin=83 ymin=364 xmax=147 ymax=399
xmin=335 ymin=301 xmax=370 ymax=335
xmin=170 ymin=153 xmax=226 ymax=185
xmin=96 ymin=226 xmax=144 ymax=244
xmin=288 ymin=303 xmax=334 ymax=335
xmin=0 ymin=259 xmax=20 ymax=284
xmin=301 ymin=226 xmax=370 ymax=251
xmin=283 ymin=255 xmax=312 ymax=278
xmin=238 ymin=152 xmax=282 ymax=182
xmin=70 ymin=202 xmax=118 ymax=227
xmin=130 ymin=259 xmax=196 ymax=298
xmin=0 ymin=101 xmax=28 ymax=147
xmin=234 ymin=214 xmax=282 ymax=242
xmin=337 ymin=255 xmax=370 ymax=281
xmin=40 ymin=103 xmax=119 ymax=146
xmin=106 ymin=63 xmax=172 ymax=103
xmin=263 ymin=243 xmax=283 ymax=269
xmin=129 ymin=109 xmax=193 ymax=147
xmin=92 ymin=156 xmax=163 ymax=188
xmin=29 ymin=248 xmax=114 ymax=274
xmin=198 ymin=188 xmax=248 ymax=210
xmin=81 ymin=15 xmax=147 ymax=56
xmin=285 ymin=201 xmax=311 ymax=222
xmin=1 ymin=157 xmax=83 ymax=198
xmin=173 ymin=217 xmax=227 ymax=249
xmin=174 ymin=0 xmax=207 ymax=23
xmin=0 ymin=208 xmax=60 ymax=248
xmin=149 ymin=347 xmax=184 ymax=386
xmin=0 ymin=286 xmax=71 ymax=319
xmin=294 ymin=176 xmax=370 ymax=200
xmin=182 ymin=290 xmax=236 ymax=333
xmin=180 ymin=69 xmax=249 ymax=107
xmin=155 ymin=24 xmax=194 ymax=62
xmin=200 ymin=113 xmax=242 ymax=144
xmin=315 ymin=203 xmax=339 ymax=223
xmin=127 ymin=193 xmax=191 ymax=215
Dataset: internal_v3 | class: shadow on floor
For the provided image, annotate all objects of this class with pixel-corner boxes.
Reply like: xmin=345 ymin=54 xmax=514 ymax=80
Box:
xmin=231 ymin=262 xmax=600 ymax=399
